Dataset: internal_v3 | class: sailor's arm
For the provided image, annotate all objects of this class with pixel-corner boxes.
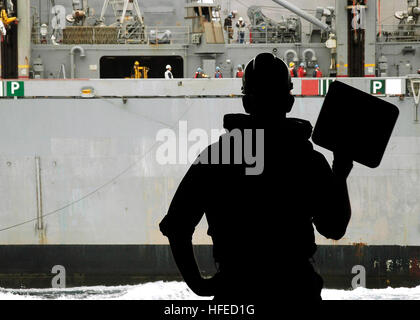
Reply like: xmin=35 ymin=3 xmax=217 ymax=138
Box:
xmin=312 ymin=152 xmax=353 ymax=240
xmin=166 ymin=236 xmax=216 ymax=296
xmin=159 ymin=163 xmax=216 ymax=296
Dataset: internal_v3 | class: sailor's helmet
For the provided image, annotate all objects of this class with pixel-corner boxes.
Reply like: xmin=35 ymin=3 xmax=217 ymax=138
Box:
xmin=242 ymin=53 xmax=292 ymax=95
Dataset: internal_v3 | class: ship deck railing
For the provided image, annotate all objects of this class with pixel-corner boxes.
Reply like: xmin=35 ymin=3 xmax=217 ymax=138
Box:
xmin=223 ymin=24 xmax=302 ymax=45
xmin=144 ymin=26 xmax=190 ymax=45
xmin=31 ymin=24 xmax=321 ymax=46
xmin=31 ymin=25 xmax=191 ymax=46
xmin=377 ymin=24 xmax=420 ymax=43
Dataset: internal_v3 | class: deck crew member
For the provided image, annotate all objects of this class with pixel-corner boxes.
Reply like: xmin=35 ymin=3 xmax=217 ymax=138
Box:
xmin=214 ymin=66 xmax=223 ymax=78
xmin=165 ymin=65 xmax=173 ymax=79
xmin=289 ymin=62 xmax=297 ymax=77
xmin=224 ymin=14 xmax=233 ymax=42
xmin=194 ymin=67 xmax=206 ymax=78
xmin=159 ymin=52 xmax=353 ymax=304
xmin=313 ymin=64 xmax=323 ymax=78
xmin=298 ymin=62 xmax=307 ymax=77
xmin=235 ymin=65 xmax=244 ymax=78
xmin=236 ymin=17 xmax=246 ymax=44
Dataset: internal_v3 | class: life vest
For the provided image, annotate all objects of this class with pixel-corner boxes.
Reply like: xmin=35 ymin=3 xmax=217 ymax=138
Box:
xmin=215 ymin=72 xmax=223 ymax=78
xmin=315 ymin=69 xmax=323 ymax=78
xmin=236 ymin=21 xmax=246 ymax=32
xmin=289 ymin=68 xmax=297 ymax=77
xmin=236 ymin=71 xmax=244 ymax=78
xmin=298 ymin=67 xmax=306 ymax=77
xmin=165 ymin=70 xmax=173 ymax=79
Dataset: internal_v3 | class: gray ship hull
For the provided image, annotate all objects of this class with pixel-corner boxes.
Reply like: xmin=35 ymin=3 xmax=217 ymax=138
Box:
xmin=0 ymin=78 xmax=419 ymax=288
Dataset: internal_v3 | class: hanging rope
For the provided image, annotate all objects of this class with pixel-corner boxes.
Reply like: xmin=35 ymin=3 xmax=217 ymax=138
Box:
xmin=0 ymin=99 xmax=195 ymax=232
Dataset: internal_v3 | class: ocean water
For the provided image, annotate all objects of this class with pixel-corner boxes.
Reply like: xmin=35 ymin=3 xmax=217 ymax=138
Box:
xmin=1 ymin=281 xmax=420 ymax=300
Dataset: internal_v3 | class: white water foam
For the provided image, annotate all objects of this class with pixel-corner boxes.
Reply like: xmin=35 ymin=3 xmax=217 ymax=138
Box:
xmin=1 ymin=281 xmax=420 ymax=300
xmin=322 ymin=285 xmax=420 ymax=300
xmin=0 ymin=281 xmax=209 ymax=300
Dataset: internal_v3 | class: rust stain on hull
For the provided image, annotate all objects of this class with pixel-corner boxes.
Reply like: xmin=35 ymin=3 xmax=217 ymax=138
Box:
xmin=409 ymin=258 xmax=420 ymax=277
xmin=352 ymin=242 xmax=367 ymax=258
xmin=38 ymin=229 xmax=47 ymax=245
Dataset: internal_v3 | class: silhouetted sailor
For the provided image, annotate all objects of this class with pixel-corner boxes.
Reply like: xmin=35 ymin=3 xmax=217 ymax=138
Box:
xmin=160 ymin=52 xmax=353 ymax=304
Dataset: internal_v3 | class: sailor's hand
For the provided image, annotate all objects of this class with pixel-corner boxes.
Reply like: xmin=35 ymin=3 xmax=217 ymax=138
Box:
xmin=189 ymin=273 xmax=221 ymax=297
xmin=332 ymin=152 xmax=353 ymax=178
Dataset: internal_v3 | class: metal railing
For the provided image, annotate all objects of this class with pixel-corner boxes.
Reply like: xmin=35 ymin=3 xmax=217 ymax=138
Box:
xmin=145 ymin=26 xmax=190 ymax=45
xmin=32 ymin=23 xmax=308 ymax=45
xmin=224 ymin=25 xmax=301 ymax=44
xmin=377 ymin=24 xmax=420 ymax=42
xmin=32 ymin=25 xmax=190 ymax=46
xmin=32 ymin=24 xmax=57 ymax=45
